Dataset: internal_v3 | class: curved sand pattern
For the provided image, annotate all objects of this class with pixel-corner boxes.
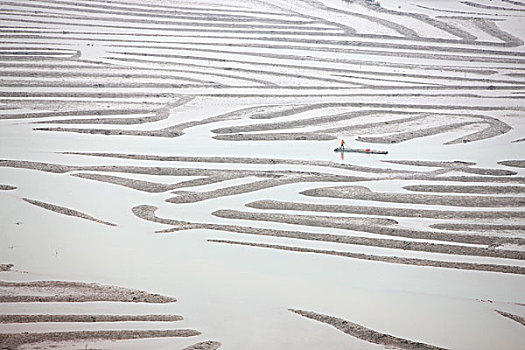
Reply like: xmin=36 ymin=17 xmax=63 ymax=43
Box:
xmin=1 ymin=0 xmax=524 ymax=348
xmin=300 ymin=185 xmax=525 ymax=207
xmin=134 ymin=205 xmax=524 ymax=261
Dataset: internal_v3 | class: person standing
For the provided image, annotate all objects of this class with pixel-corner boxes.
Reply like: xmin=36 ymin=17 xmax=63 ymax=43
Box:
xmin=340 ymin=139 xmax=346 ymax=151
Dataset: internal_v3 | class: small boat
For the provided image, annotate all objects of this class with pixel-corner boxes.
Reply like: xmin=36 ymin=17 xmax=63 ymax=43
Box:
xmin=334 ymin=147 xmax=388 ymax=155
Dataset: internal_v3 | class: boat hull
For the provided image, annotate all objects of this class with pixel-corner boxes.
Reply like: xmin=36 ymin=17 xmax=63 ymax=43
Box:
xmin=334 ymin=147 xmax=388 ymax=155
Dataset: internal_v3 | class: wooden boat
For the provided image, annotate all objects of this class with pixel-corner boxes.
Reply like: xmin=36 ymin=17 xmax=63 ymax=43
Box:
xmin=334 ymin=147 xmax=388 ymax=155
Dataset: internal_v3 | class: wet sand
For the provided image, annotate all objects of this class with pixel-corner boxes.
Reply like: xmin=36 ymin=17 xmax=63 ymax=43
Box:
xmin=1 ymin=0 xmax=524 ymax=348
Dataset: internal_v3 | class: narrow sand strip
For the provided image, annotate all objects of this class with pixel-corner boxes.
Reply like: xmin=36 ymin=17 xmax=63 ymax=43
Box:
xmin=499 ymin=160 xmax=525 ymax=168
xmin=209 ymin=240 xmax=525 ymax=275
xmin=496 ymin=310 xmax=525 ymax=327
xmin=246 ymin=199 xmax=525 ymax=219
xmin=0 ymin=330 xmax=200 ymax=350
xmin=135 ymin=205 xmax=524 ymax=258
xmin=23 ymin=198 xmax=117 ymax=227
xmin=403 ymin=185 xmax=525 ymax=194
xmin=300 ymin=186 xmax=525 ymax=207
xmin=209 ymin=209 xmax=524 ymax=255
xmin=0 ymin=314 xmax=183 ymax=323
xmin=290 ymin=309 xmax=445 ymax=350
xmin=431 ymin=224 xmax=525 ymax=232
xmin=0 ymin=280 xmax=176 ymax=303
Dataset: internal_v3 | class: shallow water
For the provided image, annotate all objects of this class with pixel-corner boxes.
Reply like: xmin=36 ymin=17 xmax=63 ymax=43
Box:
xmin=1 ymin=118 xmax=525 ymax=348
xmin=1 ymin=0 xmax=525 ymax=349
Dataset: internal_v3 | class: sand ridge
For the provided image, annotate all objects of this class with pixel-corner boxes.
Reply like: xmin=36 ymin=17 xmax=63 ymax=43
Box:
xmin=0 ymin=275 xmax=221 ymax=349
xmin=209 ymin=240 xmax=525 ymax=275
xmin=1 ymin=0 xmax=524 ymax=348
xmin=290 ymin=309 xmax=446 ymax=350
